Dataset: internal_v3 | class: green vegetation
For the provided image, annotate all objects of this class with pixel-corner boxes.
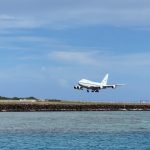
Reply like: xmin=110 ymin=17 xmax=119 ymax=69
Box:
xmin=0 ymin=96 xmax=38 ymax=100
xmin=0 ymin=96 xmax=8 ymax=100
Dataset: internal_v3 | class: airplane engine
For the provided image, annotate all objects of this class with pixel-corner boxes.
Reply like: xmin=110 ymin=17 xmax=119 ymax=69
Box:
xmin=74 ymin=86 xmax=81 ymax=90
xmin=74 ymin=86 xmax=77 ymax=89
xmin=112 ymin=85 xmax=116 ymax=89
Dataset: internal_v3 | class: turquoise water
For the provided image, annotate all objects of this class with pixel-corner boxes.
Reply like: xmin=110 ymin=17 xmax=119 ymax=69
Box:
xmin=0 ymin=112 xmax=150 ymax=149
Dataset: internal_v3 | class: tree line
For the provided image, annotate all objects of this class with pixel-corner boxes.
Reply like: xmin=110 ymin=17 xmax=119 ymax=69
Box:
xmin=0 ymin=96 xmax=37 ymax=100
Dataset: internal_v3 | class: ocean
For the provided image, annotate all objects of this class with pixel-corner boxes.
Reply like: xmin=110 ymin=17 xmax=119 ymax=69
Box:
xmin=0 ymin=111 xmax=150 ymax=150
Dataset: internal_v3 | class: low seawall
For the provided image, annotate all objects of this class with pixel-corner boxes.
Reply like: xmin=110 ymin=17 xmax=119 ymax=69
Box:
xmin=0 ymin=102 xmax=150 ymax=111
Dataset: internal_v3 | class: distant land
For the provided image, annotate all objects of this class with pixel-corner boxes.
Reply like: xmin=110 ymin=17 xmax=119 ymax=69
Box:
xmin=0 ymin=96 xmax=150 ymax=111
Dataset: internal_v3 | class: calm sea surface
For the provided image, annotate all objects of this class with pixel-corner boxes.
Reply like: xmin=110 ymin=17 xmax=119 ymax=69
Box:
xmin=0 ymin=111 xmax=150 ymax=150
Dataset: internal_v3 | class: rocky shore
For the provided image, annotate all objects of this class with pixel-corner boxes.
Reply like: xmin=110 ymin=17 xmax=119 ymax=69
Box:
xmin=0 ymin=102 xmax=150 ymax=111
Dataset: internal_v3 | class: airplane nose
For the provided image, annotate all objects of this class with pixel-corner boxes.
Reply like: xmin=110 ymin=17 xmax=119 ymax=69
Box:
xmin=78 ymin=80 xmax=82 ymax=84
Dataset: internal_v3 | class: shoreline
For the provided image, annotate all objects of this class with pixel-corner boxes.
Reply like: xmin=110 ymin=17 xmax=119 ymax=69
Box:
xmin=0 ymin=101 xmax=150 ymax=111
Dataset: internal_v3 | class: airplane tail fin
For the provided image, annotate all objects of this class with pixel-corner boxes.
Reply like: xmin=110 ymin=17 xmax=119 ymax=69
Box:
xmin=101 ymin=74 xmax=109 ymax=85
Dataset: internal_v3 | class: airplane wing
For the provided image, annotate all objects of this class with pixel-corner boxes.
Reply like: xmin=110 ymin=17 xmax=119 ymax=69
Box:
xmin=103 ymin=84 xmax=125 ymax=89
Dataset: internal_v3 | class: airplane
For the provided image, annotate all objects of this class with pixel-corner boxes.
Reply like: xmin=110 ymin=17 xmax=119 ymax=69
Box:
xmin=74 ymin=73 xmax=124 ymax=92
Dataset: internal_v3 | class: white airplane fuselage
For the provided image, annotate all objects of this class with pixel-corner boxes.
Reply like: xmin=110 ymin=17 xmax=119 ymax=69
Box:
xmin=78 ymin=79 xmax=101 ymax=88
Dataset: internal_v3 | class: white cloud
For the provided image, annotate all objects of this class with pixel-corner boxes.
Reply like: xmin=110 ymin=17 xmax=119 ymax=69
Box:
xmin=0 ymin=0 xmax=150 ymax=29
xmin=49 ymin=50 xmax=150 ymax=71
xmin=102 ymin=52 xmax=150 ymax=68
xmin=0 ymin=14 xmax=37 ymax=28
xmin=0 ymin=15 xmax=16 ymax=21
xmin=50 ymin=51 xmax=100 ymax=66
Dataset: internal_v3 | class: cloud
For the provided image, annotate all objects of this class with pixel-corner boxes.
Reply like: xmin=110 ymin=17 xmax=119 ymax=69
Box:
xmin=0 ymin=0 xmax=150 ymax=29
xmin=102 ymin=52 xmax=150 ymax=68
xmin=0 ymin=15 xmax=16 ymax=21
xmin=49 ymin=51 xmax=100 ymax=66
xmin=0 ymin=14 xmax=38 ymax=28
xmin=49 ymin=50 xmax=150 ymax=73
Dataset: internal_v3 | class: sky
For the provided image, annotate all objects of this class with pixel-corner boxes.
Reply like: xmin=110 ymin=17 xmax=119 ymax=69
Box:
xmin=0 ymin=0 xmax=150 ymax=102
